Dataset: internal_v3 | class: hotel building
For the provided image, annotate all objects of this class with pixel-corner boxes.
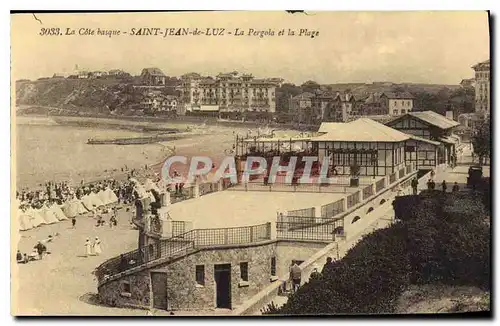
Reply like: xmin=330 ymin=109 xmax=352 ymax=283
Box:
xmin=180 ymin=72 xmax=279 ymax=116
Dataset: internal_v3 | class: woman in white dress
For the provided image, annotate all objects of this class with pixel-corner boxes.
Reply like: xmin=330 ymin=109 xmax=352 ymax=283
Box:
xmin=93 ymin=237 xmax=102 ymax=256
xmin=84 ymin=238 xmax=92 ymax=257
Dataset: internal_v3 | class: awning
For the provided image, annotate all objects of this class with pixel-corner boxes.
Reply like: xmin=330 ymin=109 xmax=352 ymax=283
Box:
xmin=439 ymin=136 xmax=459 ymax=145
xmin=408 ymin=135 xmax=441 ymax=146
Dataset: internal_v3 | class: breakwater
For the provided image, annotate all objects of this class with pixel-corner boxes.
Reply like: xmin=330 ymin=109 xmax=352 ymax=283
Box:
xmin=87 ymin=133 xmax=184 ymax=145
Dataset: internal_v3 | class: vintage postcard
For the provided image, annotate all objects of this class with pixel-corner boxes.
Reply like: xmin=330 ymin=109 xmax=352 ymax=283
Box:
xmin=11 ymin=11 xmax=491 ymax=316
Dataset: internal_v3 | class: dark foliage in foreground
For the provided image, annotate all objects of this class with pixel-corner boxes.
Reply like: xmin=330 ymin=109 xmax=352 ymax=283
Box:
xmin=263 ymin=192 xmax=490 ymax=315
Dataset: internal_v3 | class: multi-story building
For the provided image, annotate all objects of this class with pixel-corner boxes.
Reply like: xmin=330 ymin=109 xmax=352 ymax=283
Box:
xmin=379 ymin=92 xmax=414 ymax=116
xmin=289 ymin=92 xmax=314 ymax=123
xmin=472 ymin=59 xmax=490 ymax=116
xmin=141 ymin=68 xmax=167 ymax=86
xmin=181 ymin=72 xmax=278 ymax=115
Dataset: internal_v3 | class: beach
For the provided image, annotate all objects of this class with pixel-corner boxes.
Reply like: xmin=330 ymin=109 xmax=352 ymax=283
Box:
xmin=13 ymin=114 xmax=303 ymax=315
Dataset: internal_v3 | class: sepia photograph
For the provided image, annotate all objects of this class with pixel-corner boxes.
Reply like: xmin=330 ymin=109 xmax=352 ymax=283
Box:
xmin=10 ymin=11 xmax=491 ymax=317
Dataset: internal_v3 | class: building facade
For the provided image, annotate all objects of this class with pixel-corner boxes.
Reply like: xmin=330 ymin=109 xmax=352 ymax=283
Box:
xmin=312 ymin=119 xmax=409 ymax=176
xmin=181 ymin=72 xmax=278 ymax=115
xmin=386 ymin=111 xmax=460 ymax=169
xmin=472 ymin=59 xmax=490 ymax=116
xmin=379 ymin=92 xmax=414 ymax=116
xmin=141 ymin=68 xmax=167 ymax=86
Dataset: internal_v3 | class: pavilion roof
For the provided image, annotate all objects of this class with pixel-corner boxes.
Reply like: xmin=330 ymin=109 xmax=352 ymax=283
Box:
xmin=312 ymin=118 xmax=409 ymax=143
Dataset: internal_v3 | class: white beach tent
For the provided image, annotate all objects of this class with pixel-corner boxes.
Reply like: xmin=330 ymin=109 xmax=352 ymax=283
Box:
xmin=76 ymin=199 xmax=89 ymax=214
xmin=25 ymin=207 xmax=46 ymax=227
xmin=39 ymin=205 xmax=59 ymax=224
xmin=134 ymin=184 xmax=148 ymax=199
xmin=81 ymin=194 xmax=94 ymax=211
xmin=105 ymin=188 xmax=118 ymax=203
xmin=63 ymin=198 xmax=88 ymax=217
xmin=97 ymin=190 xmax=111 ymax=205
xmin=51 ymin=204 xmax=68 ymax=221
xmin=18 ymin=209 xmax=34 ymax=231
xmin=144 ymin=179 xmax=161 ymax=193
xmin=89 ymin=192 xmax=105 ymax=207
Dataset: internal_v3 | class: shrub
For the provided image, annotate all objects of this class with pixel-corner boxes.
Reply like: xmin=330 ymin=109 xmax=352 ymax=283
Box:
xmin=267 ymin=193 xmax=490 ymax=315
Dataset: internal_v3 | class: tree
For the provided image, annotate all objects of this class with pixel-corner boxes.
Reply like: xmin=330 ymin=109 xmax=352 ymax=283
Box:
xmin=300 ymin=80 xmax=321 ymax=94
xmin=471 ymin=118 xmax=491 ymax=164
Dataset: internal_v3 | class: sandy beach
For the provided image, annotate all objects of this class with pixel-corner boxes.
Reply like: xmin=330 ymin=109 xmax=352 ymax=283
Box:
xmin=13 ymin=114 xmax=303 ymax=315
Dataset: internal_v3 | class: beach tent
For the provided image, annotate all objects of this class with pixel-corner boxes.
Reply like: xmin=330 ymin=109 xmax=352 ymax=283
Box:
xmin=25 ymin=207 xmax=46 ymax=227
xmin=63 ymin=198 xmax=88 ymax=217
xmin=144 ymin=179 xmax=161 ymax=193
xmin=89 ymin=192 xmax=105 ymax=207
xmin=97 ymin=190 xmax=111 ymax=205
xmin=63 ymin=201 xmax=79 ymax=218
xmin=18 ymin=209 xmax=34 ymax=231
xmin=105 ymin=188 xmax=118 ymax=203
xmin=134 ymin=184 xmax=148 ymax=199
xmin=148 ymin=191 xmax=156 ymax=203
xmin=51 ymin=204 xmax=68 ymax=221
xmin=81 ymin=195 xmax=94 ymax=211
xmin=76 ymin=199 xmax=88 ymax=214
xmin=39 ymin=205 xmax=59 ymax=224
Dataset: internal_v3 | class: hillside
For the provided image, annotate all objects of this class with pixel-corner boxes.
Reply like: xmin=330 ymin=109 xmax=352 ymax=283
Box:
xmin=16 ymin=77 xmax=470 ymax=117
xmin=15 ymin=76 xmax=180 ymax=115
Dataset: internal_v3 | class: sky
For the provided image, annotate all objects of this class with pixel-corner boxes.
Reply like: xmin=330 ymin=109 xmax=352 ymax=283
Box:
xmin=11 ymin=11 xmax=490 ymax=85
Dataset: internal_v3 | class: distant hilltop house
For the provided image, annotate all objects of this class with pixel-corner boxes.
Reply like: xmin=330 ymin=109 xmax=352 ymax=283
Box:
xmin=460 ymin=78 xmax=475 ymax=88
xmin=379 ymin=91 xmax=414 ymax=116
xmin=290 ymin=90 xmax=415 ymax=124
xmin=108 ymin=69 xmax=127 ymax=76
xmin=89 ymin=71 xmax=108 ymax=79
xmin=78 ymin=71 xmax=90 ymax=79
xmin=141 ymin=67 xmax=167 ymax=86
xmin=141 ymin=92 xmax=179 ymax=114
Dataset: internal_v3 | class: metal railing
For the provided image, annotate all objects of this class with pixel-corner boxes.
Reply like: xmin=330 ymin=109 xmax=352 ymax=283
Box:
xmin=276 ymin=216 xmax=343 ymax=242
xmin=347 ymin=191 xmax=360 ymax=209
xmin=389 ymin=173 xmax=397 ymax=184
xmin=286 ymin=207 xmax=315 ymax=218
xmin=362 ymin=184 xmax=374 ymax=199
xmin=172 ymin=220 xmax=186 ymax=236
xmin=375 ymin=178 xmax=385 ymax=192
xmin=199 ymin=182 xmax=217 ymax=196
xmin=95 ymin=223 xmax=271 ymax=284
xmin=320 ymin=198 xmax=345 ymax=218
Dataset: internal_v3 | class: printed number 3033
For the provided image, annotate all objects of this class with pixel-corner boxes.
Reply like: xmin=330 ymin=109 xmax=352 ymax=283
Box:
xmin=40 ymin=28 xmax=61 ymax=36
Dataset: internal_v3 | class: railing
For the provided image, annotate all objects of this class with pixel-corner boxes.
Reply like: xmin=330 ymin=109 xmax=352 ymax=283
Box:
xmin=172 ymin=220 xmax=186 ymax=236
xmin=347 ymin=191 xmax=360 ymax=209
xmin=276 ymin=216 xmax=343 ymax=242
xmin=286 ymin=207 xmax=315 ymax=218
xmin=199 ymin=182 xmax=217 ymax=196
xmin=389 ymin=173 xmax=397 ymax=184
xmin=95 ymin=223 xmax=271 ymax=284
xmin=320 ymin=199 xmax=345 ymax=218
xmin=375 ymin=178 xmax=385 ymax=192
xmin=362 ymin=184 xmax=374 ymax=199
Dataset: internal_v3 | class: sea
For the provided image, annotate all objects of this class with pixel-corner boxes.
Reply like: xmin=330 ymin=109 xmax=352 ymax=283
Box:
xmin=15 ymin=116 xmax=169 ymax=189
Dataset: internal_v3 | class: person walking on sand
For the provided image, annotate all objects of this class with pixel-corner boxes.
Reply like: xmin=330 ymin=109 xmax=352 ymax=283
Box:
xmin=84 ymin=238 xmax=92 ymax=257
xmin=441 ymin=180 xmax=447 ymax=193
xmin=72 ymin=217 xmax=76 ymax=228
xmin=93 ymin=237 xmax=102 ymax=256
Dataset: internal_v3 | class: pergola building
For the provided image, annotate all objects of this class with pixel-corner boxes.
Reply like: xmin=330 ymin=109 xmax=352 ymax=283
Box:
xmin=310 ymin=119 xmax=410 ymax=176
